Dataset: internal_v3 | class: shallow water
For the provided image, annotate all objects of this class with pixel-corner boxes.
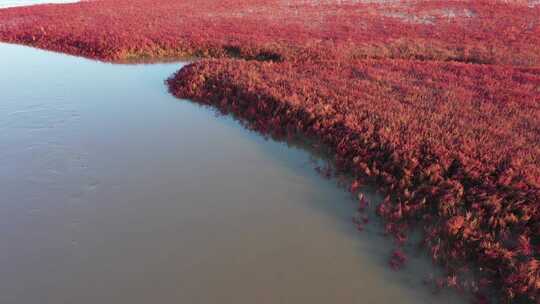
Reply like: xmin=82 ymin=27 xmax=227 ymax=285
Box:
xmin=0 ymin=41 xmax=466 ymax=304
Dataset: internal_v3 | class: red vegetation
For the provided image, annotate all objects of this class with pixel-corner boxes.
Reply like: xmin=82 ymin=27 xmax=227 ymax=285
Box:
xmin=0 ymin=0 xmax=539 ymax=66
xmin=2 ymin=0 xmax=540 ymax=302
xmin=389 ymin=249 xmax=408 ymax=270
xmin=167 ymin=59 xmax=540 ymax=301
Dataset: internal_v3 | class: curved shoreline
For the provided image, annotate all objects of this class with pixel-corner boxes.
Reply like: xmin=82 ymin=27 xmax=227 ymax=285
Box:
xmin=166 ymin=59 xmax=540 ymax=302
xmin=1 ymin=1 xmax=540 ymax=302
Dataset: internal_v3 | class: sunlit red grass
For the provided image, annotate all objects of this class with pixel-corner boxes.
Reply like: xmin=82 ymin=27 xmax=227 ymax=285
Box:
xmin=167 ymin=58 xmax=540 ymax=302
xmin=1 ymin=0 xmax=540 ymax=302
xmin=1 ymin=0 xmax=540 ymax=66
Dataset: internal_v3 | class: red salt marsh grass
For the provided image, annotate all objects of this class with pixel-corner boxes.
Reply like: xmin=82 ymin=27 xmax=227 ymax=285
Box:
xmin=167 ymin=59 xmax=540 ymax=301
xmin=1 ymin=0 xmax=540 ymax=66
xmin=1 ymin=0 xmax=540 ymax=302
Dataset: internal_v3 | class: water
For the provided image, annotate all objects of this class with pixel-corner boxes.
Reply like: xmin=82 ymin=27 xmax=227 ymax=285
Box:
xmin=0 ymin=0 xmax=469 ymax=295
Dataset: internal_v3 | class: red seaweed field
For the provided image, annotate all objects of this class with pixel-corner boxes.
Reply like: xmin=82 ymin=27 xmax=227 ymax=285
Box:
xmin=1 ymin=0 xmax=540 ymax=302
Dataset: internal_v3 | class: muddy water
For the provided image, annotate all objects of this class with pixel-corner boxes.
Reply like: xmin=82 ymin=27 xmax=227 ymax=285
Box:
xmin=0 ymin=42 xmax=465 ymax=304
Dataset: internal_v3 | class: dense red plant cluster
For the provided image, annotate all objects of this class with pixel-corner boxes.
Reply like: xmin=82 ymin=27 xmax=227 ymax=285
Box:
xmin=2 ymin=0 xmax=540 ymax=302
xmin=167 ymin=59 xmax=540 ymax=302
xmin=0 ymin=0 xmax=540 ymax=66
xmin=389 ymin=249 xmax=408 ymax=270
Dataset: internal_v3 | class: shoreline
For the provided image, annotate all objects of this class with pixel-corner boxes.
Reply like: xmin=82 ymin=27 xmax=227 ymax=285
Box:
xmin=166 ymin=59 xmax=540 ymax=302
xmin=0 ymin=0 xmax=79 ymax=9
xmin=1 ymin=1 xmax=539 ymax=302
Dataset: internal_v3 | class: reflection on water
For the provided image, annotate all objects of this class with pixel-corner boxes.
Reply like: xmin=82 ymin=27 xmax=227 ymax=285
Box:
xmin=0 ymin=42 xmax=465 ymax=304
